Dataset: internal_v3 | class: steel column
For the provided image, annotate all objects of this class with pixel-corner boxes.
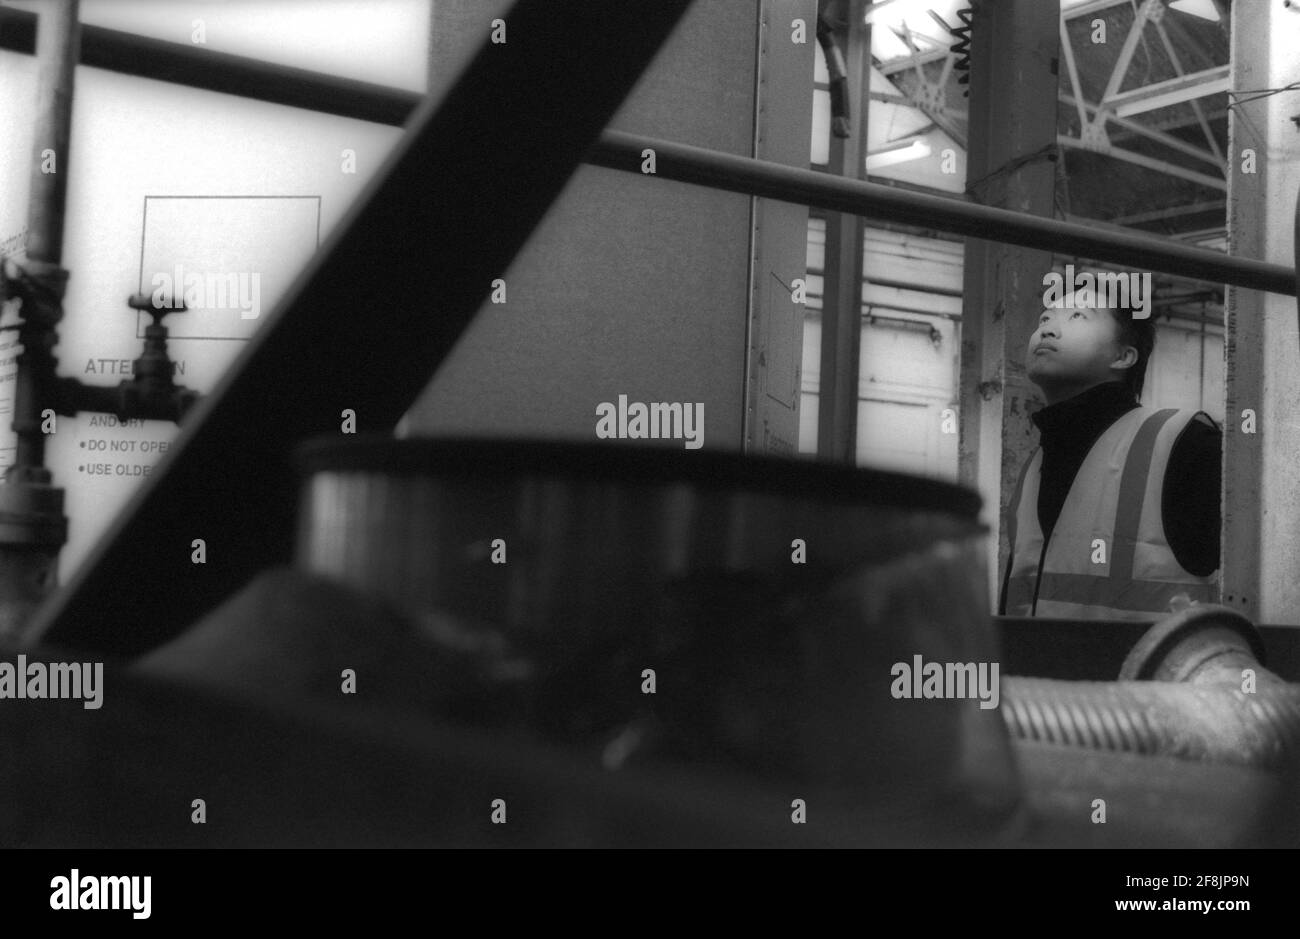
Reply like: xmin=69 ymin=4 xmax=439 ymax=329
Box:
xmin=955 ymin=0 xmax=1060 ymax=607
xmin=816 ymin=0 xmax=869 ymax=464
xmin=1222 ymin=1 xmax=1268 ymax=624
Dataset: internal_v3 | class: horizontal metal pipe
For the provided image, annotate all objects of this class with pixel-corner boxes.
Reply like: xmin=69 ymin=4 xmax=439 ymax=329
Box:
xmin=2 ymin=6 xmax=1293 ymax=297
xmin=0 ymin=7 xmax=421 ymax=126
xmin=587 ymin=132 xmax=1296 ymax=297
xmin=64 ymin=380 xmax=119 ymax=416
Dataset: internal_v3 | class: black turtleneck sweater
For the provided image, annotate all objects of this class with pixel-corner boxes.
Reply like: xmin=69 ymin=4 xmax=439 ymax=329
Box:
xmin=1027 ymin=380 xmax=1221 ymax=578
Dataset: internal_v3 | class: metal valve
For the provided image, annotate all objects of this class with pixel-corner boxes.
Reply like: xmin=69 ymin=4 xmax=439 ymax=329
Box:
xmin=126 ymin=291 xmax=186 ymax=385
xmin=128 ymin=290 xmax=186 ymax=317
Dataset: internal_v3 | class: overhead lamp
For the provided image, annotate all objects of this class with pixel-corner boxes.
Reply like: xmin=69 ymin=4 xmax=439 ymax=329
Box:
xmin=1168 ymin=0 xmax=1221 ymax=23
xmin=866 ymin=137 xmax=932 ymax=170
xmin=863 ymin=0 xmax=908 ymax=24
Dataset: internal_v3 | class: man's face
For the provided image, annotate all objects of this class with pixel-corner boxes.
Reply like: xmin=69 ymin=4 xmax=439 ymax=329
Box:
xmin=1026 ymin=305 xmax=1129 ymax=401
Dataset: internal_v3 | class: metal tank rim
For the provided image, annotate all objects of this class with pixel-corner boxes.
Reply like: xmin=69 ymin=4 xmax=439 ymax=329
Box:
xmin=293 ymin=435 xmax=985 ymax=519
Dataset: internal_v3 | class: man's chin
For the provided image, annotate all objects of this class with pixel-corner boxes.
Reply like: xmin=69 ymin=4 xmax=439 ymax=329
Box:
xmin=1024 ymin=368 xmax=1052 ymax=396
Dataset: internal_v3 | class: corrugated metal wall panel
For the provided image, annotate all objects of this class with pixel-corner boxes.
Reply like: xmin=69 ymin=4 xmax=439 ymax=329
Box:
xmin=801 ymin=220 xmax=962 ymax=479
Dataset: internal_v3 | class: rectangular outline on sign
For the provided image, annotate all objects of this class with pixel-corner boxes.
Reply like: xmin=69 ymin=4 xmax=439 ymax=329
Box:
xmin=136 ymin=195 xmax=322 ymax=341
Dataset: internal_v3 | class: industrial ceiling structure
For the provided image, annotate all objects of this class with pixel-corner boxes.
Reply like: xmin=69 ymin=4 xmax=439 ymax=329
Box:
xmin=869 ymin=0 xmax=1232 ymax=320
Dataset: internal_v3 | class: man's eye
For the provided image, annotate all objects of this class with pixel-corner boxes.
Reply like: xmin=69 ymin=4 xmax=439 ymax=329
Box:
xmin=1072 ymin=310 xmax=1083 ymax=318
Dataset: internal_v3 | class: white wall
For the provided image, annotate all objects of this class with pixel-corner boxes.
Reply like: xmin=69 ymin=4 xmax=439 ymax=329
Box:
xmin=1143 ymin=318 xmax=1225 ymax=421
xmin=0 ymin=0 xmax=425 ymax=579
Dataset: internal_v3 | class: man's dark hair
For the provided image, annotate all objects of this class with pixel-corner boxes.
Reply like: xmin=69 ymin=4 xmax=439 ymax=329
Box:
xmin=1107 ymin=302 xmax=1156 ymax=402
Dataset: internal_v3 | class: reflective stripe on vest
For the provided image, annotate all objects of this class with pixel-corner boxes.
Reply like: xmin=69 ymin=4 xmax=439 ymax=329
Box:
xmin=1002 ymin=406 xmax=1218 ymax=620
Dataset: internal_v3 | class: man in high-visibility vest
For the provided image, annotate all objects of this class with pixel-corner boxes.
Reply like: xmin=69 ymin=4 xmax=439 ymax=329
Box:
xmin=998 ymin=299 xmax=1221 ymax=620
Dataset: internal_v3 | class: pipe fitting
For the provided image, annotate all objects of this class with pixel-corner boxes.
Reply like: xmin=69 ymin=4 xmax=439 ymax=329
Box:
xmin=1119 ymin=602 xmax=1282 ymax=687
xmin=1003 ymin=605 xmax=1300 ymax=769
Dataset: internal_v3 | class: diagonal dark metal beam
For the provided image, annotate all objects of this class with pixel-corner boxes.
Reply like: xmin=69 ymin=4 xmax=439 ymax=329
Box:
xmin=31 ymin=0 xmax=694 ymax=653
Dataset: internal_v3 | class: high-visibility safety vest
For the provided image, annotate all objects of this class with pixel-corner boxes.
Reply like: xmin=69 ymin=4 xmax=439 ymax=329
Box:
xmin=1001 ymin=406 xmax=1218 ymax=620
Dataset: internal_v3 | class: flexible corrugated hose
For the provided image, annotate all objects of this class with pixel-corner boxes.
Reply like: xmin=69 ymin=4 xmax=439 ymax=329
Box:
xmin=1001 ymin=676 xmax=1300 ymax=769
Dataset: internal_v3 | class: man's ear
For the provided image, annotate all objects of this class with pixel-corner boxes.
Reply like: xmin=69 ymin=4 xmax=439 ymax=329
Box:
xmin=1112 ymin=344 xmax=1139 ymax=371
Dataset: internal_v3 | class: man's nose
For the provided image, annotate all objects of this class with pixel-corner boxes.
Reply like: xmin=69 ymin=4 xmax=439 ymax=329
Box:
xmin=1037 ymin=315 xmax=1059 ymax=337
